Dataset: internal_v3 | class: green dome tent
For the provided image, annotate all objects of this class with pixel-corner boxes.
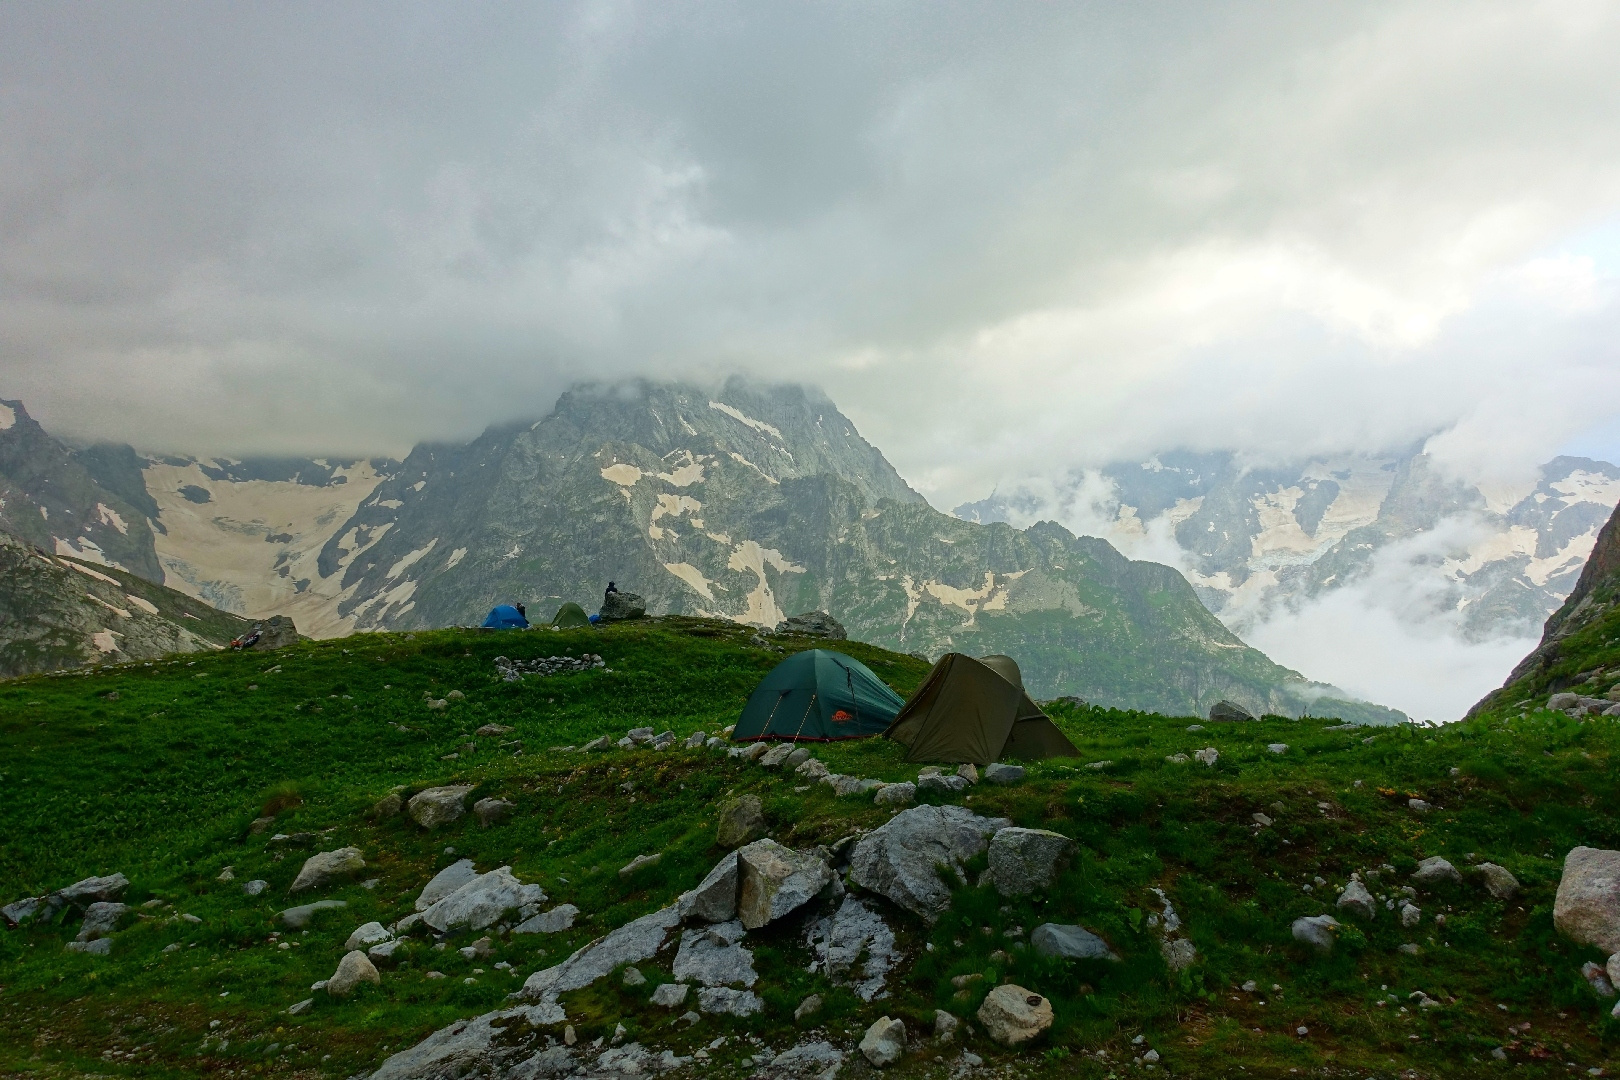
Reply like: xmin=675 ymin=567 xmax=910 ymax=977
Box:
xmin=551 ymin=602 xmax=591 ymax=628
xmin=733 ymin=649 xmax=904 ymax=742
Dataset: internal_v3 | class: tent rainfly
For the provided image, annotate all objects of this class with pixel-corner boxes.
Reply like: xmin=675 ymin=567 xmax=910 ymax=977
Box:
xmin=480 ymin=604 xmax=530 ymax=630
xmin=883 ymin=652 xmax=1079 ymax=764
xmin=551 ymin=602 xmax=591 ymax=628
xmin=733 ymin=649 xmax=905 ymax=742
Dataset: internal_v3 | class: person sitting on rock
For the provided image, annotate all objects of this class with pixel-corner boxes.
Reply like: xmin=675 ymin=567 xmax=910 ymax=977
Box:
xmin=604 ymin=581 xmax=618 ymax=605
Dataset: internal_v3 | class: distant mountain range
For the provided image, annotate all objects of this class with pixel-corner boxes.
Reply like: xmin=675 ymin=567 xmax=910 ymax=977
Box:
xmin=0 ymin=388 xmax=1403 ymax=722
xmin=955 ymin=449 xmax=1620 ymax=643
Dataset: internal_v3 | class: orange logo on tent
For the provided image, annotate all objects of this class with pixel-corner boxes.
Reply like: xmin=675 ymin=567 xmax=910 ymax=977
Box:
xmin=831 ymin=709 xmax=855 ymax=723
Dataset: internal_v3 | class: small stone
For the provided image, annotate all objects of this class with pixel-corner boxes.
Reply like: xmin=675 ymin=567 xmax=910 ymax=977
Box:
xmin=216 ymin=866 xmax=235 ymax=883
xmin=289 ymin=847 xmax=365 ymax=893
xmin=651 ymin=982 xmax=690 ymax=1007
xmin=1399 ymin=942 xmax=1423 ymax=955
xmin=278 ymin=899 xmax=347 ymax=929
xmin=933 ymin=1010 xmax=960 ymax=1042
xmin=368 ymin=939 xmax=407 ymax=964
xmin=457 ymin=936 xmax=494 ymax=961
xmin=1161 ymin=937 xmax=1197 ymax=970
xmin=874 ymin=782 xmax=917 ymax=807
xmin=1185 ymin=724 xmax=1204 ymax=732
xmin=1408 ymin=798 xmax=1433 ymax=813
xmin=784 ymin=747 xmax=812 ymax=769
xmin=716 ymin=795 xmax=766 ymax=849
xmin=859 ymin=1016 xmax=906 ymax=1067
xmin=424 ymin=970 xmax=445 ymax=979
xmin=474 ymin=722 xmax=510 ymax=736
xmin=794 ymin=993 xmax=823 ymax=1021
xmin=1252 ymin=813 xmax=1272 ymax=826
xmin=982 ymin=763 xmax=1025 ymax=785
xmin=344 ymin=921 xmax=393 ymax=952
xmin=1400 ymin=903 xmax=1422 ymax=928
xmin=1030 ymin=923 xmax=1120 ymax=961
xmin=370 ymin=793 xmax=403 ymax=819
xmin=408 ymin=785 xmax=475 ymax=830
xmin=683 ymin=730 xmax=708 ymax=749
xmin=1475 ymin=862 xmax=1520 ymax=901
xmin=76 ymin=902 xmax=126 ymax=942
xmin=1194 ymin=747 xmax=1219 ymax=766
xmin=920 ymin=773 xmax=972 ymax=796
xmin=760 ymin=744 xmax=796 ymax=768
xmin=326 ymin=950 xmax=380 ymax=996
xmin=976 ymin=984 xmax=1053 ymax=1046
xmin=619 ymin=853 xmax=662 ymax=878
xmin=66 ymin=939 xmax=111 ymax=956
xmin=563 ymin=1025 xmax=577 ymax=1047
xmin=249 ymin=816 xmax=276 ymax=834
xmin=1267 ymin=743 xmax=1289 ymax=754
xmin=621 ymin=966 xmax=647 ymax=988
xmin=956 ymin=763 xmax=979 ymax=783
xmin=286 ymin=999 xmax=313 ymax=1016
xmin=696 ymin=986 xmax=763 ymax=1016
xmin=1292 ymin=914 xmax=1340 ymax=954
xmin=1209 ymin=700 xmax=1253 ymax=721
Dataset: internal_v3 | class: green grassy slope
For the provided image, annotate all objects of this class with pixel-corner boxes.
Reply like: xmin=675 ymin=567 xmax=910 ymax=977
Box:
xmin=1 ymin=620 xmax=1617 ymax=1079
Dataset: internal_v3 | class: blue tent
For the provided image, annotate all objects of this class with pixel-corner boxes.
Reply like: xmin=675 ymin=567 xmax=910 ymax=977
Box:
xmin=481 ymin=604 xmax=529 ymax=629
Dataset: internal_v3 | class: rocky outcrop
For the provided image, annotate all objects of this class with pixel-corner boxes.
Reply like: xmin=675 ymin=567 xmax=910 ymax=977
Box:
xmin=521 ymin=906 xmax=682 ymax=1002
xmin=599 ymin=591 xmax=647 ymax=622
xmin=420 ymin=866 xmax=545 ymax=933
xmin=805 ymin=896 xmax=896 ymax=1001
xmin=849 ymin=805 xmax=1010 ymax=921
xmin=672 ymin=920 xmax=756 ymax=988
xmin=368 ymin=1003 xmax=567 ymax=1080
xmin=775 ymin=611 xmax=846 ymax=639
xmin=4 ymin=872 xmax=129 ymax=928
xmin=1554 ymin=847 xmax=1620 ymax=953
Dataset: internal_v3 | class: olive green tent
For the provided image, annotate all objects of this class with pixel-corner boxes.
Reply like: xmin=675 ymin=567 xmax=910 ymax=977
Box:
xmin=884 ymin=653 xmax=1079 ymax=764
xmin=733 ymin=649 xmax=904 ymax=742
xmin=551 ymin=602 xmax=591 ymax=628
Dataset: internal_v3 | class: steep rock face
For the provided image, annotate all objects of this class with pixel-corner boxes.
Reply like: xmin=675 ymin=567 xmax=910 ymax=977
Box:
xmin=958 ymin=449 xmax=1620 ymax=644
xmin=0 ymin=400 xmax=162 ymax=580
xmin=1470 ymin=497 xmax=1620 ymax=716
xmin=0 ymin=528 xmax=250 ymax=678
xmin=314 ymin=380 xmax=1397 ymax=719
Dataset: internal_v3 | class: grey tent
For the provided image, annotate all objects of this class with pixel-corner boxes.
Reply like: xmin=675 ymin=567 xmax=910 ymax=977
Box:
xmin=884 ymin=653 xmax=1079 ymax=764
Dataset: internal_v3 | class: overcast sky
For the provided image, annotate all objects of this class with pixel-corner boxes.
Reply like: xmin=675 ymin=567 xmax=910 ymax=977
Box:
xmin=4 ymin=0 xmax=1619 ymax=506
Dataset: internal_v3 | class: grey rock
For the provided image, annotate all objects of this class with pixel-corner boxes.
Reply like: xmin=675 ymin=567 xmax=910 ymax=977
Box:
xmin=409 ymin=786 xmax=475 ymax=830
xmin=1209 ymin=699 xmax=1254 ymax=722
xmin=242 ymin=880 xmax=269 ymax=897
xmin=1 ymin=896 xmax=47 ymax=927
xmin=1412 ymin=856 xmax=1462 ymax=886
xmin=678 ymin=852 xmax=739 ymax=924
xmin=66 ymin=938 xmax=112 ymax=956
xmin=934 ymin=1009 xmax=960 ymax=1042
xmin=1194 ymin=747 xmax=1219 ymax=766
xmin=1581 ymin=961 xmax=1615 ymax=997
xmin=1292 ymin=914 xmax=1340 ymax=954
xmin=473 ymin=798 xmax=515 ymax=827
xmin=784 ymin=747 xmax=812 ymax=769
xmin=825 ymin=774 xmax=883 ymax=796
xmin=599 ymin=590 xmax=646 ymax=622
xmin=1400 ymin=903 xmax=1422 ymax=928
xmin=775 ymin=611 xmax=847 ymax=639
xmin=513 ymin=904 xmax=579 ymax=935
xmin=859 ymin=1016 xmax=906 ymax=1067
xmin=1475 ymin=862 xmax=1520 ymax=901
xmin=760 ymin=744 xmax=796 ymax=768
xmin=369 ymin=1003 xmax=567 ymax=1080
xmin=1548 ymin=692 xmax=1580 ymax=710
xmin=717 ymin=795 xmax=766 ymax=849
xmin=621 ymin=966 xmax=646 ymax=987
xmin=1336 ymin=878 xmax=1376 ymax=920
xmin=289 ymin=847 xmax=365 ymax=893
xmin=650 ymin=982 xmax=690 ymax=1007
xmin=673 ymin=920 xmax=756 ymax=987
xmin=522 ymin=905 xmax=681 ymax=1002
xmin=704 ymin=736 xmax=724 ymax=750
xmin=795 ymin=757 xmax=831 ymax=780
xmin=286 ymin=999 xmax=314 ymax=1016
xmin=278 ymin=900 xmax=347 ymax=929
xmin=976 ymin=984 xmax=1053 ymax=1046
xmin=371 ymin=793 xmax=404 ymax=819
xmin=874 ymin=782 xmax=916 ymax=807
xmin=683 ymin=731 xmax=707 ymax=749
xmin=956 ymin=763 xmax=979 ymax=784
xmin=369 ymin=939 xmax=408 ymax=964
xmin=1267 ymin=743 xmax=1289 ymax=754
xmin=619 ymin=853 xmax=663 ymax=878
xmin=737 ymin=840 xmax=832 ymax=929
xmin=56 ymin=873 xmax=131 ymax=908
xmin=981 ymin=763 xmax=1025 ymax=786
xmin=768 ymin=1040 xmax=844 ymax=1078
xmin=326 ymin=950 xmax=381 ymax=996
xmin=697 ymin=986 xmax=763 ymax=1016
xmin=794 ymin=994 xmax=823 ymax=1022
xmin=1408 ymin=798 xmax=1434 ymax=813
xmin=806 ymin=895 xmax=897 ymax=1001
xmin=1161 ymin=937 xmax=1197 ymax=970
xmin=394 ymin=912 xmax=423 ymax=935
xmin=416 ymin=859 xmax=480 ymax=911
xmin=848 ymin=804 xmax=1011 ymax=921
xmin=422 ymin=866 xmax=546 ymax=933
xmin=344 ymin=921 xmax=393 ymax=952
xmin=76 ymin=901 xmax=126 ymax=942
xmin=627 ymin=727 xmax=655 ymax=743
xmin=987 ymin=828 xmax=1076 ymax=897
xmin=1030 ymin=923 xmax=1120 ymax=961
xmin=249 ymin=615 xmax=298 ymax=651
xmin=1554 ymin=847 xmax=1620 ymax=953
xmin=919 ymin=773 xmax=971 ymax=796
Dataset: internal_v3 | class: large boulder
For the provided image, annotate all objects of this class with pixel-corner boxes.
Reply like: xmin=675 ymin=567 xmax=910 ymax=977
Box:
xmin=289 ymin=847 xmax=365 ymax=893
xmin=1475 ymin=862 xmax=1520 ymax=901
xmin=1030 ymin=923 xmax=1119 ymax=961
xmin=408 ymin=785 xmax=475 ymax=830
xmin=421 ymin=866 xmax=546 ymax=933
xmin=717 ymin=796 xmax=766 ymax=848
xmin=859 ymin=1017 xmax=905 ymax=1067
xmin=415 ymin=859 xmax=480 ymax=911
xmin=1412 ymin=856 xmax=1462 ymax=886
xmin=976 ymin=984 xmax=1053 ymax=1046
xmin=987 ymin=828 xmax=1075 ymax=897
xmin=736 ymin=840 xmax=831 ymax=930
xmin=473 ymin=798 xmax=515 ymax=827
xmin=599 ymin=591 xmax=647 ymax=622
xmin=848 ymin=805 xmax=1010 ymax=921
xmin=775 ymin=611 xmax=847 ymax=640
xmin=326 ymin=950 xmax=381 ymax=996
xmin=76 ymin=902 xmax=126 ymax=942
xmin=1554 ymin=847 xmax=1620 ymax=953
xmin=250 ymin=615 xmax=299 ymax=651
xmin=55 ymin=874 xmax=131 ymax=907
xmin=678 ymin=852 xmax=739 ymax=924
xmin=1209 ymin=700 xmax=1254 ymax=722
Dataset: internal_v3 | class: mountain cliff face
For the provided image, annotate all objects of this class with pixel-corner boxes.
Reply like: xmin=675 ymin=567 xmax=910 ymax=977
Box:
xmin=0 ymin=529 xmax=250 ymax=678
xmin=1469 ymin=497 xmax=1620 ymax=716
xmin=957 ymin=449 xmax=1620 ymax=643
